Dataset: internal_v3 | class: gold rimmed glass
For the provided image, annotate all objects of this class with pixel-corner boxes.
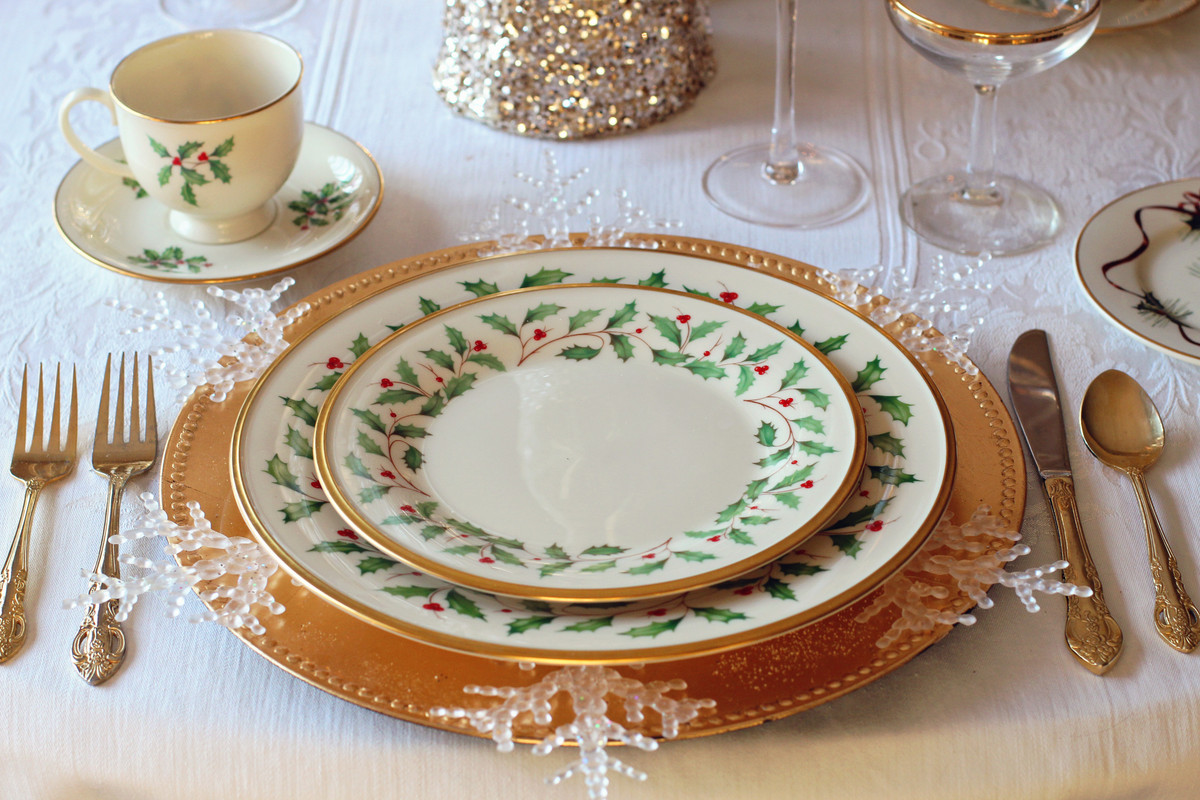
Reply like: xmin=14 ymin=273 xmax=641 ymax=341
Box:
xmin=887 ymin=0 xmax=1101 ymax=255
xmin=702 ymin=0 xmax=870 ymax=228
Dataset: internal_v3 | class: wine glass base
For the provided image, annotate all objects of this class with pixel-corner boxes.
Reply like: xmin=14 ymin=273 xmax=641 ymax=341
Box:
xmin=703 ymin=142 xmax=870 ymax=228
xmin=160 ymin=0 xmax=303 ymax=28
xmin=899 ymin=173 xmax=1063 ymax=256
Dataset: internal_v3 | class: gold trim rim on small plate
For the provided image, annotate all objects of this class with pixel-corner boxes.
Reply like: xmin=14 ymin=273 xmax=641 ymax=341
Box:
xmin=888 ymin=0 xmax=1101 ymax=46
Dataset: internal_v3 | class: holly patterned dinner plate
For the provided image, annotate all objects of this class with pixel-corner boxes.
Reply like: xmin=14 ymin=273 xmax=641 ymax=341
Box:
xmin=312 ymin=284 xmax=866 ymax=602
xmin=231 ymin=247 xmax=955 ymax=664
xmin=1075 ymin=178 xmax=1200 ymax=365
xmin=53 ymin=122 xmax=382 ymax=284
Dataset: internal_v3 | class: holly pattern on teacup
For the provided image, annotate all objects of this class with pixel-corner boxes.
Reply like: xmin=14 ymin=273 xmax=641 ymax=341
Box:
xmin=127 ymin=245 xmax=212 ymax=273
xmin=149 ymin=136 xmax=234 ymax=206
xmin=289 ymin=181 xmax=354 ymax=230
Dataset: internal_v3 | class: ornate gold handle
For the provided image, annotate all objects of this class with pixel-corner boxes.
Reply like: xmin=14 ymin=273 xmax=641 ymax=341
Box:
xmin=72 ymin=475 xmax=128 ymax=685
xmin=0 ymin=482 xmax=43 ymax=663
xmin=1127 ymin=469 xmax=1200 ymax=653
xmin=1044 ymin=476 xmax=1123 ymax=674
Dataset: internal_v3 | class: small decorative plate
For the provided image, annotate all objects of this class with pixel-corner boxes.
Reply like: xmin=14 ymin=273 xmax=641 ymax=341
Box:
xmin=231 ymin=246 xmax=957 ymax=664
xmin=53 ymin=122 xmax=382 ymax=283
xmin=1075 ymin=178 xmax=1200 ymax=365
xmin=313 ymin=284 xmax=866 ymax=602
xmin=1097 ymin=0 xmax=1198 ymax=32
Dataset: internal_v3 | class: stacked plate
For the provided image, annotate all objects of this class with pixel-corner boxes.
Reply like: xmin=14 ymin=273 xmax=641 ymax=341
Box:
xmin=229 ymin=245 xmax=958 ymax=665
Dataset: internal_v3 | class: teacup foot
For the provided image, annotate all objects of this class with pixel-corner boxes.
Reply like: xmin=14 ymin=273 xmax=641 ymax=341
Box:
xmin=169 ymin=201 xmax=278 ymax=245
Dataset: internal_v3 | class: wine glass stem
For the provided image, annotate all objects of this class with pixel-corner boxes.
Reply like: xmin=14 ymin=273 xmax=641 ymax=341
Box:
xmin=964 ymin=83 xmax=1000 ymax=202
xmin=765 ymin=0 xmax=801 ymax=184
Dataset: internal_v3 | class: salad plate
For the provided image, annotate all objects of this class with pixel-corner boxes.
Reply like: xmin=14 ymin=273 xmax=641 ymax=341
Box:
xmin=1075 ymin=178 xmax=1200 ymax=365
xmin=53 ymin=122 xmax=382 ymax=283
xmin=314 ymin=284 xmax=866 ymax=602
xmin=231 ymin=245 xmax=955 ymax=664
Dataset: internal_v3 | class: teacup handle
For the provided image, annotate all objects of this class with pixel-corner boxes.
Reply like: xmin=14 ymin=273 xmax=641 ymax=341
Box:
xmin=58 ymin=88 xmax=134 ymax=178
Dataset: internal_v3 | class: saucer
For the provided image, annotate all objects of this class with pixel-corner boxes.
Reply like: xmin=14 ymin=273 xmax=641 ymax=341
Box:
xmin=54 ymin=122 xmax=383 ymax=283
xmin=1075 ymin=178 xmax=1200 ymax=365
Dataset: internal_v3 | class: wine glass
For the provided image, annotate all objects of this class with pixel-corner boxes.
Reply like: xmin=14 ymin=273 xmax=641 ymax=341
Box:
xmin=886 ymin=0 xmax=1100 ymax=255
xmin=160 ymin=0 xmax=303 ymax=29
xmin=702 ymin=0 xmax=870 ymax=228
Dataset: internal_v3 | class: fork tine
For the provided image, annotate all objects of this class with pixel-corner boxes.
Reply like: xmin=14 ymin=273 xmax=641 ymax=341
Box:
xmin=114 ymin=354 xmax=126 ymax=445
xmin=14 ymin=366 xmax=28 ymax=457
xmin=66 ymin=366 xmax=78 ymax=456
xmin=48 ymin=365 xmax=62 ymax=454
xmin=97 ymin=354 xmax=112 ymax=446
xmin=130 ymin=353 xmax=141 ymax=445
xmin=145 ymin=356 xmax=156 ymax=445
xmin=31 ymin=366 xmax=45 ymax=454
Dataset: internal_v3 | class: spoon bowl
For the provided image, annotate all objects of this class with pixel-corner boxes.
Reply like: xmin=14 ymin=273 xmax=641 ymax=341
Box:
xmin=1080 ymin=369 xmax=1199 ymax=653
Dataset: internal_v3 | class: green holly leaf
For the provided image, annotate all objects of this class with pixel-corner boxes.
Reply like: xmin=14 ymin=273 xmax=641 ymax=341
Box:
xmin=157 ymin=165 xmax=173 ymax=187
xmin=772 ymin=463 xmax=816 ymax=489
xmin=542 ymin=544 xmax=569 ymax=561
xmin=723 ymin=334 xmax=747 ymax=361
xmin=358 ymin=484 xmax=391 ymax=504
xmin=774 ymin=492 xmax=801 ymax=509
xmin=690 ymin=320 xmax=725 ymax=340
xmin=538 ymin=561 xmax=572 ymax=577
xmin=420 ymin=524 xmax=445 ymax=540
xmin=735 ymin=365 xmax=756 ymax=396
xmin=344 ymin=452 xmax=372 ymax=480
xmin=351 ymin=407 xmax=387 ymax=434
xmin=815 ymin=334 xmax=849 ymax=354
xmin=764 ymin=578 xmax=796 ymax=600
xmin=649 ymin=315 xmax=683 ymax=347
xmin=871 ymin=395 xmax=914 ymax=425
xmin=284 ymin=427 xmax=313 ymax=459
xmin=422 ymin=349 xmax=455 ymax=370
xmin=264 ymin=455 xmax=300 ymax=492
xmin=627 ymin=558 xmax=667 ymax=575
xmin=715 ymin=500 xmax=747 ymax=524
xmin=404 ymin=445 xmax=423 ymax=472
xmin=524 ymin=302 xmax=563 ymax=325
xmin=796 ymin=440 xmax=836 ymax=456
xmin=419 ymin=391 xmax=447 ymax=418
xmin=446 ymin=589 xmax=487 ymax=620
xmin=348 ymin=333 xmax=371 ymax=360
xmin=381 ymin=585 xmax=436 ymax=598
xmin=568 ymin=308 xmax=603 ymax=332
xmin=682 ymin=286 xmax=713 ymax=298
xmin=621 ymin=617 xmax=682 ymax=638
xmin=180 ymin=166 xmax=208 ymax=185
xmin=739 ymin=515 xmax=776 ymax=526
xmin=581 ymin=545 xmax=626 ymax=556
xmin=148 ymin=136 xmax=170 ymax=158
xmin=310 ymin=372 xmax=341 ymax=392
xmin=444 ymin=325 xmax=469 ymax=356
xmin=685 ymin=529 xmax=724 ymax=539
xmin=747 ymin=300 xmax=784 ymax=316
xmin=747 ymin=342 xmax=784 ymax=363
xmin=480 ymin=313 xmax=519 ymax=337
xmin=180 ymin=182 xmax=197 ymax=206
xmin=798 ymin=388 xmax=831 ymax=410
xmin=829 ymin=533 xmax=863 ymax=557
xmin=210 ymin=137 xmax=235 ymax=157
xmin=683 ymin=360 xmax=726 ymax=380
xmin=282 ymin=499 xmax=325 ymax=522
xmin=852 ymin=357 xmax=886 ymax=392
xmin=756 ymin=421 xmax=777 ymax=447
xmin=562 ymin=617 xmax=615 ymax=632
xmin=491 ymin=547 xmax=525 ymax=567
xmin=207 ymin=159 xmax=232 ymax=184
xmin=460 ymin=278 xmax=499 ymax=298
xmin=756 ymin=447 xmax=792 ymax=469
xmin=790 ymin=416 xmax=825 ymax=435
xmin=609 ymin=334 xmax=635 ymax=361
xmin=466 ymin=352 xmax=506 ymax=372
xmin=591 ymin=277 xmax=624 ymax=284
xmin=827 ymin=498 xmax=890 ymax=530
xmin=605 ymin=301 xmax=638 ymax=329
xmin=692 ymin=607 xmax=749 ymax=623
xmin=376 ymin=388 xmax=424 ymax=405
xmin=779 ymin=562 xmax=826 ymax=577
xmin=676 ymin=550 xmax=717 ymax=563
xmin=651 ymin=349 xmax=690 ymax=366
xmin=310 ymin=540 xmax=367 ymax=554
xmin=870 ymin=465 xmax=919 ymax=485
xmin=358 ymin=556 xmax=398 ymax=575
xmin=560 ymin=345 xmax=602 ymax=361
xmin=507 ymin=616 xmax=555 ymax=635
xmin=745 ymin=477 xmax=769 ymax=500
xmin=580 ymin=560 xmax=618 ymax=573
xmin=394 ymin=358 xmax=421 ymax=386
xmin=440 ymin=373 xmax=475 ymax=400
xmin=780 ymin=360 xmax=809 ymax=388
xmin=520 ymin=268 xmax=572 ymax=287
xmin=728 ymin=528 xmax=754 ymax=545
xmin=418 ymin=297 xmax=441 ymax=316
xmin=442 ymin=545 xmax=478 ymax=556
xmin=416 ymin=501 xmax=439 ymax=517
xmin=637 ymin=269 xmax=668 ymax=288
xmin=869 ymin=432 xmax=906 ymax=457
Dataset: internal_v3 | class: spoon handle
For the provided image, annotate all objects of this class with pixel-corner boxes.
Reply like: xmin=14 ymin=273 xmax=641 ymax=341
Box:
xmin=1127 ymin=470 xmax=1200 ymax=653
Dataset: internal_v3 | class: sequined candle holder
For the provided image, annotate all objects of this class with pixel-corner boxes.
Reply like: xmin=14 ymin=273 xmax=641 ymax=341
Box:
xmin=434 ymin=0 xmax=715 ymax=139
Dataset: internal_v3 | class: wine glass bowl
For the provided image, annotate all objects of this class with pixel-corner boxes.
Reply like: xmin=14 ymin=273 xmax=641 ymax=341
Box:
xmin=886 ymin=0 xmax=1101 ymax=255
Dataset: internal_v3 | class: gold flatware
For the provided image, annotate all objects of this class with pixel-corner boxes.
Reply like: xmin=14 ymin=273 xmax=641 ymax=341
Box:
xmin=71 ymin=354 xmax=156 ymax=685
xmin=1080 ymin=369 xmax=1200 ymax=653
xmin=0 ymin=366 xmax=78 ymax=663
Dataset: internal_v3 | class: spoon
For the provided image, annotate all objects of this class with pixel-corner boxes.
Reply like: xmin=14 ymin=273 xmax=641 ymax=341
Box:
xmin=1080 ymin=369 xmax=1200 ymax=653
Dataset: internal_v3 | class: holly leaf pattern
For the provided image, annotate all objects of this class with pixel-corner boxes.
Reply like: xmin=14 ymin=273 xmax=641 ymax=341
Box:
xmin=520 ymin=268 xmax=573 ymax=287
xmin=871 ymin=395 xmax=914 ymax=425
xmin=264 ymin=455 xmax=300 ymax=492
xmin=446 ymin=589 xmax=486 ymax=620
xmin=621 ymin=618 xmax=682 ymax=638
xmin=852 ymin=357 xmax=886 ymax=392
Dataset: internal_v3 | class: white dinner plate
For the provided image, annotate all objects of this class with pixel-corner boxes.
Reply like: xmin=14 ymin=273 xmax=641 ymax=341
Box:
xmin=231 ymin=247 xmax=955 ymax=663
xmin=1075 ymin=178 xmax=1200 ymax=365
xmin=314 ymin=284 xmax=866 ymax=602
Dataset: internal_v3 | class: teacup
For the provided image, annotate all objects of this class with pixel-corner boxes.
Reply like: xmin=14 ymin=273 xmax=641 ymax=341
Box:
xmin=59 ymin=30 xmax=304 ymax=245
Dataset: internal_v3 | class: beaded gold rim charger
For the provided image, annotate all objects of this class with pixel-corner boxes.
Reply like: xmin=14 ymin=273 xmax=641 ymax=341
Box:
xmin=163 ymin=235 xmax=1025 ymax=740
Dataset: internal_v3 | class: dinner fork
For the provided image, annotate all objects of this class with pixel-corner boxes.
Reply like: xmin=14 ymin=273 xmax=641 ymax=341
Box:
xmin=1 ymin=365 xmax=78 ymax=663
xmin=71 ymin=354 xmax=156 ymax=686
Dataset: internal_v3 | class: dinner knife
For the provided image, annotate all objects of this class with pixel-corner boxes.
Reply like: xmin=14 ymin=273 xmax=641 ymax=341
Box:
xmin=1007 ymin=329 xmax=1123 ymax=675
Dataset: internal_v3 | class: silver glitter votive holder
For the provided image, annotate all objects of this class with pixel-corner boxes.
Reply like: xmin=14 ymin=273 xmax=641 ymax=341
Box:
xmin=433 ymin=0 xmax=716 ymax=139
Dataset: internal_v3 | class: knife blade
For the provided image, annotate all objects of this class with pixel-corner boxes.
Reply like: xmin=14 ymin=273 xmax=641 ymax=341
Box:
xmin=1008 ymin=329 xmax=1122 ymax=675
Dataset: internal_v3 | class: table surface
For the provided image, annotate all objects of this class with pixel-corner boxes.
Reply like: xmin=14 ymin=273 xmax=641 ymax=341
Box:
xmin=3 ymin=1 xmax=1199 ymax=798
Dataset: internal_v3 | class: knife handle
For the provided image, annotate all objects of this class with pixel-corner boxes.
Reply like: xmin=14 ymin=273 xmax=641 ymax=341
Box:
xmin=1044 ymin=475 xmax=1123 ymax=674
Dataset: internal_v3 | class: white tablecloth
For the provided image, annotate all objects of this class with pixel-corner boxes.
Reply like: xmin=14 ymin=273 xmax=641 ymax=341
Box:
xmin=2 ymin=1 xmax=1199 ymax=797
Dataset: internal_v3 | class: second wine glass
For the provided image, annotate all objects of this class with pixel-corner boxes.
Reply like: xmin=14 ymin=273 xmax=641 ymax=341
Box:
xmin=887 ymin=0 xmax=1100 ymax=255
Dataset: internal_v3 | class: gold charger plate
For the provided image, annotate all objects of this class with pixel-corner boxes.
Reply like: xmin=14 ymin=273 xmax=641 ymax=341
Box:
xmin=163 ymin=235 xmax=1025 ymax=740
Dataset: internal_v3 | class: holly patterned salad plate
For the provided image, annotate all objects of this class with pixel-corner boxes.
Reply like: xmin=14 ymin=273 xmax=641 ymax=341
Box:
xmin=1075 ymin=178 xmax=1200 ymax=365
xmin=231 ymin=247 xmax=955 ymax=664
xmin=313 ymin=284 xmax=866 ymax=602
xmin=53 ymin=122 xmax=382 ymax=284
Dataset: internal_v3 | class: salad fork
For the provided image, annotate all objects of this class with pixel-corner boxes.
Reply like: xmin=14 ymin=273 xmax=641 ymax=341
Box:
xmin=1 ymin=365 xmax=78 ymax=663
xmin=71 ymin=354 xmax=156 ymax=686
